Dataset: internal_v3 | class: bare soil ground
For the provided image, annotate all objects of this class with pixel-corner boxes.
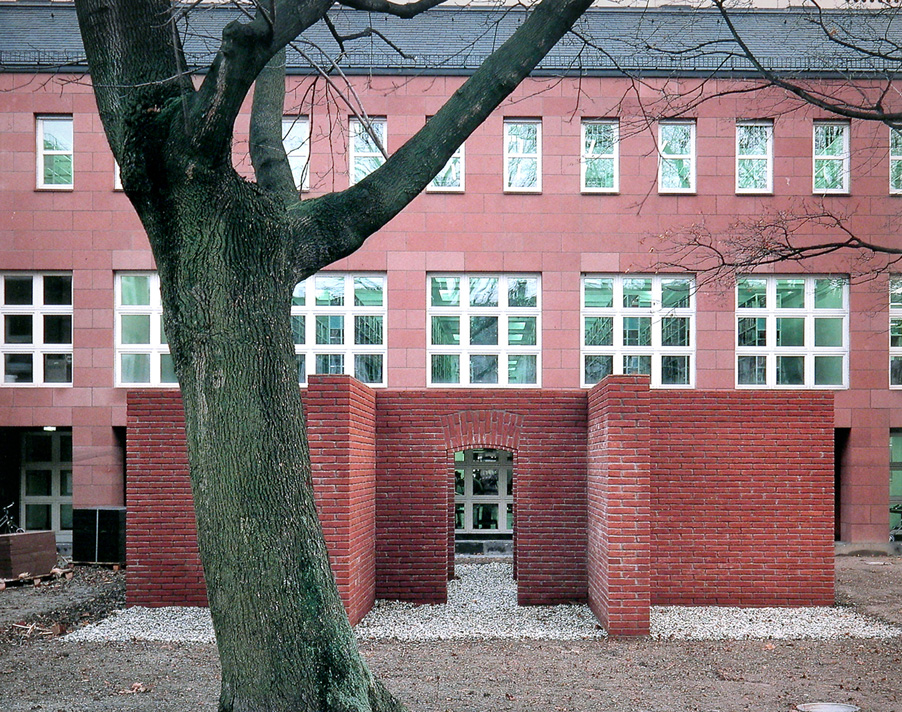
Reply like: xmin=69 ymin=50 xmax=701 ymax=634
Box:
xmin=0 ymin=556 xmax=899 ymax=712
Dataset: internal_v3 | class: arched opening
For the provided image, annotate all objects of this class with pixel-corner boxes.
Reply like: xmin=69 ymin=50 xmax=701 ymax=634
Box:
xmin=453 ymin=447 xmax=514 ymax=557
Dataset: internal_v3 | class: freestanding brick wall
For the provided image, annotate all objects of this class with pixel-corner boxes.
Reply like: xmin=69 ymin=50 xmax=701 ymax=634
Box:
xmin=306 ymin=376 xmax=378 ymax=625
xmin=586 ymin=376 xmax=652 ymax=636
xmin=373 ymin=390 xmax=587 ymax=605
xmin=126 ymin=391 xmax=204 ymax=607
xmin=126 ymin=375 xmax=834 ymax=635
xmin=126 ymin=377 xmax=379 ymax=624
xmin=648 ymin=390 xmax=835 ymax=607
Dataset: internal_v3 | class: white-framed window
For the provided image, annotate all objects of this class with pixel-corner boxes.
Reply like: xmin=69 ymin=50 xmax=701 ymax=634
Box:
xmin=291 ymin=273 xmax=387 ymax=386
xmin=581 ymin=119 xmax=619 ymax=193
xmin=428 ymin=274 xmax=540 ymax=387
xmin=813 ymin=121 xmax=850 ymax=194
xmin=503 ymin=120 xmax=541 ymax=192
xmin=581 ymin=275 xmax=695 ymax=388
xmin=20 ymin=429 xmax=72 ymax=548
xmin=889 ymin=277 xmax=902 ymax=386
xmin=658 ymin=120 xmax=695 ymax=193
xmin=890 ymin=431 xmax=902 ymax=540
xmin=428 ymin=144 xmax=464 ymax=192
xmin=115 ymin=272 xmax=176 ymax=386
xmin=282 ymin=115 xmax=310 ymax=191
xmin=349 ymin=117 xmax=386 ymax=186
xmin=890 ymin=126 xmax=902 ymax=194
xmin=114 ymin=161 xmax=123 ymax=191
xmin=736 ymin=120 xmax=773 ymax=193
xmin=455 ymin=448 xmax=513 ymax=534
xmin=736 ymin=275 xmax=848 ymax=388
xmin=1 ymin=273 xmax=73 ymax=386
xmin=36 ymin=115 xmax=73 ymax=189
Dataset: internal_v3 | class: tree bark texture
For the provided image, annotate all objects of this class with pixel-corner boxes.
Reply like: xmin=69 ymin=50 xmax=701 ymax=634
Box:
xmin=72 ymin=0 xmax=593 ymax=709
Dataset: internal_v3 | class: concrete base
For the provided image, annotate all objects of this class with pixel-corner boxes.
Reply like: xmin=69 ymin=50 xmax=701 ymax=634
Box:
xmin=455 ymin=539 xmax=513 ymax=555
xmin=835 ymin=541 xmax=902 ymax=557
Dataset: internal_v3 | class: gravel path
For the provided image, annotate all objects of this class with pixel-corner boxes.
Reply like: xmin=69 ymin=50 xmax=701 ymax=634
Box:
xmin=63 ymin=562 xmax=902 ymax=644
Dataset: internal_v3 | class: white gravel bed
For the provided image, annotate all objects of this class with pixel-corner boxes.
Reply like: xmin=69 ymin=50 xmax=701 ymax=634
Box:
xmin=62 ymin=562 xmax=902 ymax=644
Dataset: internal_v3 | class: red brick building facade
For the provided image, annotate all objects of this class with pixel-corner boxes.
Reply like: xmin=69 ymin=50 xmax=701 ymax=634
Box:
xmin=0 ymin=4 xmax=899 ymax=630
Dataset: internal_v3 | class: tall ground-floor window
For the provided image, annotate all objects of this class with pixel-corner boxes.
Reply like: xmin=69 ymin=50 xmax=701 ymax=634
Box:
xmin=890 ymin=431 xmax=902 ymax=541
xmin=454 ymin=448 xmax=513 ymax=535
xmin=20 ymin=428 xmax=72 ymax=549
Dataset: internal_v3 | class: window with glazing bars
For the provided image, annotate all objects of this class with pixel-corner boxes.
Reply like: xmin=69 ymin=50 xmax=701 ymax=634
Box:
xmin=736 ymin=275 xmax=848 ymax=388
xmin=428 ymin=274 xmax=540 ymax=386
xmin=581 ymin=275 xmax=695 ymax=388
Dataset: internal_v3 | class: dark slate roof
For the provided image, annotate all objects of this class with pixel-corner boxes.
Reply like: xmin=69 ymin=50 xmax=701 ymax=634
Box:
xmin=2 ymin=1 xmax=902 ymax=77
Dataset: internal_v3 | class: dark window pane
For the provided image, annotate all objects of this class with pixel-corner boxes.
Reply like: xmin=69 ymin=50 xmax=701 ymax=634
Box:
xmin=26 ymin=470 xmax=52 ymax=496
xmin=44 ymin=315 xmax=72 ymax=344
xmin=777 ymin=356 xmax=805 ymax=385
xmin=43 ymin=275 xmax=72 ymax=305
xmin=4 ymin=277 xmax=33 ymax=305
xmin=44 ymin=354 xmax=72 ymax=383
xmin=431 ymin=354 xmax=460 ymax=384
xmin=316 ymin=353 xmax=344 ymax=375
xmin=470 ymin=316 xmax=498 ymax=346
xmin=623 ymin=355 xmax=651 ymax=375
xmin=25 ymin=504 xmax=51 ymax=530
xmin=585 ymin=355 xmax=613 ymax=384
xmin=4 ymin=354 xmax=33 ymax=383
xmin=354 ymin=354 xmax=383 ymax=383
xmin=472 ymin=504 xmax=498 ymax=530
xmin=473 ymin=468 xmax=499 ymax=495
xmin=24 ymin=432 xmax=52 ymax=461
xmin=585 ymin=316 xmax=613 ymax=346
xmin=738 ymin=355 xmax=766 ymax=385
xmin=661 ymin=355 xmax=690 ymax=385
xmin=469 ymin=354 xmax=498 ymax=384
xmin=507 ymin=354 xmax=537 ymax=384
xmin=354 ymin=315 xmax=383 ymax=345
xmin=5 ymin=315 xmax=33 ymax=344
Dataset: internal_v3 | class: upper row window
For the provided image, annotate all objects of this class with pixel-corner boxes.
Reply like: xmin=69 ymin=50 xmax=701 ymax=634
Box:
xmin=31 ymin=114 xmax=883 ymax=196
xmin=36 ymin=116 xmax=73 ymax=190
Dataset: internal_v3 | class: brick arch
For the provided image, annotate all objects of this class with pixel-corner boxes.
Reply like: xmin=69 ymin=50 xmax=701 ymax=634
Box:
xmin=440 ymin=409 xmax=523 ymax=453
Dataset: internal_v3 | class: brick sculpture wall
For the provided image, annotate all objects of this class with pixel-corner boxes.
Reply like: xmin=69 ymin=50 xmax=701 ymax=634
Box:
xmin=126 ymin=379 xmax=379 ymax=623
xmin=306 ymin=376 xmax=378 ymax=624
xmin=586 ymin=376 xmax=652 ymax=636
xmin=648 ymin=390 xmax=836 ymax=607
xmin=374 ymin=391 xmax=587 ymax=605
xmin=126 ymin=391 xmax=205 ymax=607
xmin=125 ymin=375 xmax=834 ymax=635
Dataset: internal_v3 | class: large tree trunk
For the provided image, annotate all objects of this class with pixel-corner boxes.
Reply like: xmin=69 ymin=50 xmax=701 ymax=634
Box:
xmin=152 ymin=171 xmax=402 ymax=712
xmin=72 ymin=1 xmax=595 ymax=709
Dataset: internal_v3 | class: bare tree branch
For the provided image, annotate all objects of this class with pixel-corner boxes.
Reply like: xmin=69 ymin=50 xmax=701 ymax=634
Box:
xmin=324 ymin=14 xmax=417 ymax=60
xmin=290 ymin=0 xmax=595 ymax=274
xmin=337 ymin=0 xmax=448 ymax=20
xmin=655 ymin=207 xmax=902 ymax=287
xmin=249 ymin=49 xmax=298 ymax=204
xmin=712 ymin=0 xmax=902 ymax=123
